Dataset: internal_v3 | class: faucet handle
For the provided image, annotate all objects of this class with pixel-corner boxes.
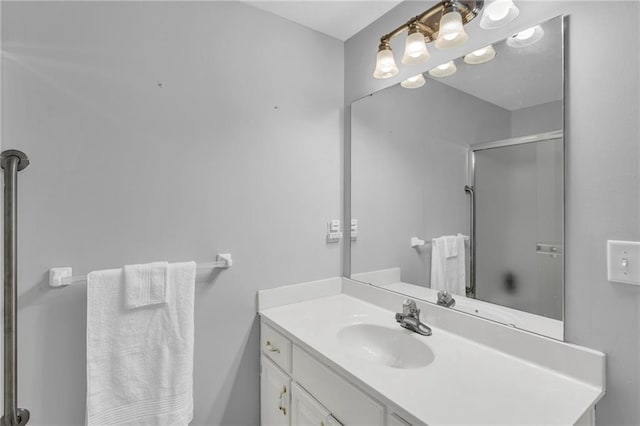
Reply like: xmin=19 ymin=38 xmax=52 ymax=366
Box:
xmin=402 ymin=299 xmax=419 ymax=316
xmin=437 ymin=290 xmax=456 ymax=308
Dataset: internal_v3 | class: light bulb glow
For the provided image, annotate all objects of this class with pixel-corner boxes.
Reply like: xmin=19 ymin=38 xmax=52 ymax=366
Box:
xmin=401 ymin=73 xmax=426 ymax=89
xmin=486 ymin=0 xmax=511 ymax=21
xmin=373 ymin=48 xmax=399 ymax=79
xmin=480 ymin=0 xmax=519 ymax=29
xmin=464 ymin=44 xmax=496 ymax=64
xmin=515 ymin=27 xmax=536 ymax=40
xmin=435 ymin=10 xmax=468 ymax=49
xmin=402 ymin=31 xmax=430 ymax=64
xmin=443 ymin=32 xmax=459 ymax=41
xmin=428 ymin=61 xmax=457 ymax=78
xmin=506 ymin=25 xmax=544 ymax=48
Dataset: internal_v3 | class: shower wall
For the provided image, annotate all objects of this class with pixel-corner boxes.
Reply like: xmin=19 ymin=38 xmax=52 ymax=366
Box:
xmin=1 ymin=2 xmax=343 ymax=425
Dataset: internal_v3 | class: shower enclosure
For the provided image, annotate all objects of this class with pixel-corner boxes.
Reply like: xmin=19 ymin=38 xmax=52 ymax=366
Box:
xmin=467 ymin=132 xmax=563 ymax=320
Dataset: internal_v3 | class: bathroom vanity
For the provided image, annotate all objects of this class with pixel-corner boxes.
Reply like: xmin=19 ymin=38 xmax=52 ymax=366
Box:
xmin=258 ymin=277 xmax=605 ymax=426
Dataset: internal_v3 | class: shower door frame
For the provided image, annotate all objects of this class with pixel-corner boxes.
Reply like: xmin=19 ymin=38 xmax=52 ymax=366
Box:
xmin=466 ymin=129 xmax=564 ymax=324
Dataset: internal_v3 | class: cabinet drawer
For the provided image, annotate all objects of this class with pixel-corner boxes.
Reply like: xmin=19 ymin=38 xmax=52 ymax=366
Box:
xmin=292 ymin=345 xmax=385 ymax=426
xmin=261 ymin=322 xmax=292 ymax=373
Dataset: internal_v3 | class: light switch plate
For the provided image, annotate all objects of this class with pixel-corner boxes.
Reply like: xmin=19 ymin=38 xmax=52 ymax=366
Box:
xmin=607 ymin=240 xmax=640 ymax=285
xmin=327 ymin=220 xmax=342 ymax=243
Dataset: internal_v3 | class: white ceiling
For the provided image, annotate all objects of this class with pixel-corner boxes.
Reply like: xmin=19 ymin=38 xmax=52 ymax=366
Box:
xmin=245 ymin=0 xmax=403 ymax=41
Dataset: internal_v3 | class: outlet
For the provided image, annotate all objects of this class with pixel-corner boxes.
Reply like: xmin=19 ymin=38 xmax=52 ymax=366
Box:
xmin=607 ymin=240 xmax=640 ymax=285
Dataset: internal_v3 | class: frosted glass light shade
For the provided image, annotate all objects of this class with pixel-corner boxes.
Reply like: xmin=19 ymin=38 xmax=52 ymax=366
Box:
xmin=480 ymin=0 xmax=519 ymax=29
xmin=428 ymin=61 xmax=457 ymax=78
xmin=402 ymin=32 xmax=430 ymax=64
xmin=401 ymin=73 xmax=426 ymax=89
xmin=506 ymin=25 xmax=544 ymax=48
xmin=464 ymin=45 xmax=496 ymax=64
xmin=373 ymin=48 xmax=399 ymax=79
xmin=435 ymin=10 xmax=468 ymax=49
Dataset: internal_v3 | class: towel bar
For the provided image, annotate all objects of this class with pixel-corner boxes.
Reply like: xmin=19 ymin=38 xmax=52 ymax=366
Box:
xmin=410 ymin=235 xmax=470 ymax=248
xmin=48 ymin=253 xmax=232 ymax=287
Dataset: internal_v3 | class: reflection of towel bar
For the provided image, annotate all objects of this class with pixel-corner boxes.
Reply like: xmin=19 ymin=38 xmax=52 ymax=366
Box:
xmin=536 ymin=243 xmax=563 ymax=257
xmin=411 ymin=235 xmax=469 ymax=248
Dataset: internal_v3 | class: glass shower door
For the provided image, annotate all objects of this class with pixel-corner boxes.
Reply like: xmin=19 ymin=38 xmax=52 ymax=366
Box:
xmin=473 ymin=137 xmax=563 ymax=320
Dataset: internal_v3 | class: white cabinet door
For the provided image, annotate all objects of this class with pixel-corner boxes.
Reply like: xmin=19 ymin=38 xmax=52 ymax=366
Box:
xmin=291 ymin=383 xmax=343 ymax=426
xmin=261 ymin=356 xmax=291 ymax=426
xmin=323 ymin=414 xmax=343 ymax=426
xmin=388 ymin=412 xmax=413 ymax=426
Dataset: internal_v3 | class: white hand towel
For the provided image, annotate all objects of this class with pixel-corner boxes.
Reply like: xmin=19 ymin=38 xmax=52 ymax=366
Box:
xmin=87 ymin=262 xmax=196 ymax=426
xmin=443 ymin=235 xmax=458 ymax=258
xmin=430 ymin=235 xmax=466 ymax=296
xmin=124 ymin=261 xmax=168 ymax=309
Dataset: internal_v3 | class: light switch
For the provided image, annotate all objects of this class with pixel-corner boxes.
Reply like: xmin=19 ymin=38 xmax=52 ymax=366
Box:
xmin=607 ymin=240 xmax=640 ymax=285
xmin=326 ymin=220 xmax=341 ymax=243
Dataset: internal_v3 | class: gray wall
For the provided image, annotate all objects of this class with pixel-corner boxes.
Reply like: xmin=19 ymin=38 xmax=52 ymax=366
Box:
xmin=511 ymin=100 xmax=563 ymax=137
xmin=2 ymin=2 xmax=343 ymax=425
xmin=346 ymin=2 xmax=640 ymax=425
xmin=351 ymin=80 xmax=510 ymax=285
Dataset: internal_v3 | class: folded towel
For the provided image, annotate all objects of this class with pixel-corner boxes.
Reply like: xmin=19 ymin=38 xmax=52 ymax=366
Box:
xmin=87 ymin=262 xmax=196 ymax=426
xmin=124 ymin=261 xmax=168 ymax=309
xmin=443 ymin=235 xmax=458 ymax=258
xmin=430 ymin=235 xmax=466 ymax=296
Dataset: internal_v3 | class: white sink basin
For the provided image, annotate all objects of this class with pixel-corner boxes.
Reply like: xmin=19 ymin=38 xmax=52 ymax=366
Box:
xmin=337 ymin=324 xmax=435 ymax=369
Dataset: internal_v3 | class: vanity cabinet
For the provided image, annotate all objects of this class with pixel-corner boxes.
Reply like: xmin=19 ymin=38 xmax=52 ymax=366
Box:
xmin=260 ymin=320 xmax=403 ymax=426
xmin=291 ymin=383 xmax=342 ymax=426
xmin=260 ymin=356 xmax=290 ymax=426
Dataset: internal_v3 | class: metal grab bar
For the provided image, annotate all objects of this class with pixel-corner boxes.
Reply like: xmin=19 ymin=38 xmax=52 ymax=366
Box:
xmin=464 ymin=185 xmax=476 ymax=298
xmin=1 ymin=150 xmax=30 ymax=426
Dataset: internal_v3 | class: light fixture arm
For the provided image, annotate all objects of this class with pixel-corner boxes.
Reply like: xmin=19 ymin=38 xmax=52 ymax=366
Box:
xmin=377 ymin=1 xmax=483 ymax=48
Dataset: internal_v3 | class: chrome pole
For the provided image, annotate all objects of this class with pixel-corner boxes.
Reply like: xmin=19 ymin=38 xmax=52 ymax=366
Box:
xmin=0 ymin=150 xmax=30 ymax=426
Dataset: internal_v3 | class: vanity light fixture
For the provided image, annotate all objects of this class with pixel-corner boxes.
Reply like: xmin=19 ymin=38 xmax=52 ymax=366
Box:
xmin=435 ymin=3 xmax=469 ymax=49
xmin=479 ymin=0 xmax=519 ymax=29
xmin=401 ymin=73 xmax=427 ymax=89
xmin=428 ymin=61 xmax=457 ymax=78
xmin=464 ymin=44 xmax=496 ymax=64
xmin=402 ymin=25 xmax=431 ymax=64
xmin=506 ymin=25 xmax=544 ymax=48
xmin=373 ymin=41 xmax=400 ymax=78
xmin=373 ymin=1 xmax=483 ymax=79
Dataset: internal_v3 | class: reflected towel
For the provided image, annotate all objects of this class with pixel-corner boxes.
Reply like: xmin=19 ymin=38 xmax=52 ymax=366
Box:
xmin=430 ymin=235 xmax=466 ymax=296
xmin=443 ymin=235 xmax=458 ymax=258
xmin=124 ymin=261 xmax=169 ymax=309
xmin=87 ymin=262 xmax=196 ymax=426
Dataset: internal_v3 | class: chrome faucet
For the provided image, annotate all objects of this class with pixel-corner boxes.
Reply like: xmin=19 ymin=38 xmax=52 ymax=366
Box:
xmin=395 ymin=299 xmax=432 ymax=336
xmin=437 ymin=290 xmax=456 ymax=308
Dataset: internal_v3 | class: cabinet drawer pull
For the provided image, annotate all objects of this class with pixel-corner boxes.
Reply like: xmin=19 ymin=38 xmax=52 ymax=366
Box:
xmin=278 ymin=385 xmax=287 ymax=415
xmin=265 ymin=340 xmax=281 ymax=354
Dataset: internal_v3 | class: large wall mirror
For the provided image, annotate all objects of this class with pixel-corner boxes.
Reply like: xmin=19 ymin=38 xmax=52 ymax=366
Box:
xmin=349 ymin=15 xmax=565 ymax=339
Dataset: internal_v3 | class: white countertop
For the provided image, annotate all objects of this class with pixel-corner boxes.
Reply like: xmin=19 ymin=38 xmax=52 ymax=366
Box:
xmin=260 ymin=292 xmax=603 ymax=426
